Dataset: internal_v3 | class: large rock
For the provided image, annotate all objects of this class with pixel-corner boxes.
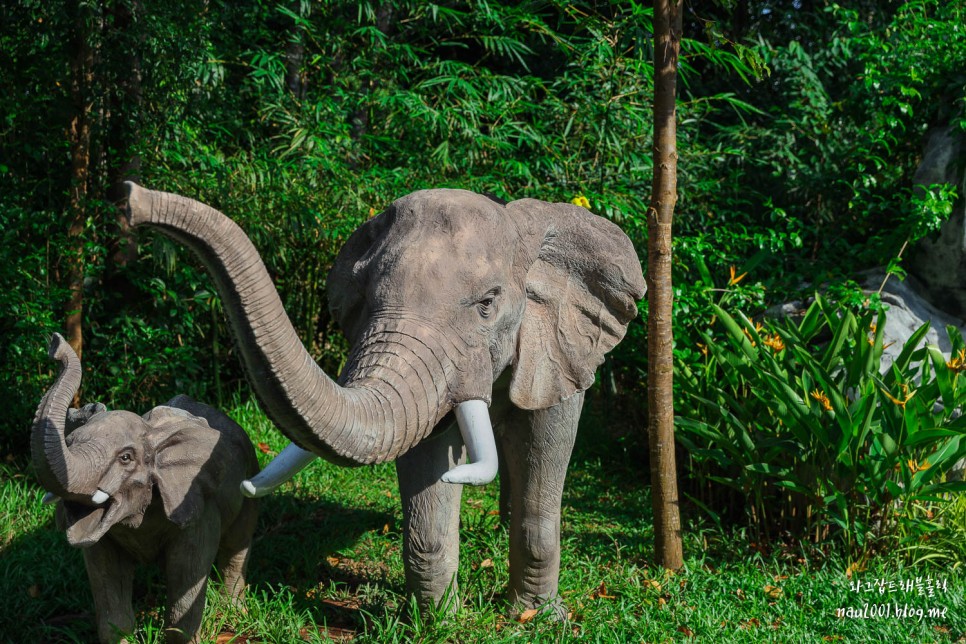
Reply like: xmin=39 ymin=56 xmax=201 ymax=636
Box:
xmin=866 ymin=270 xmax=966 ymax=373
xmin=907 ymin=125 xmax=966 ymax=316
xmin=766 ymin=270 xmax=966 ymax=372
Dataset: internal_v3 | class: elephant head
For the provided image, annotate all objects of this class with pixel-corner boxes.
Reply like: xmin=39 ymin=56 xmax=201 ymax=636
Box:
xmin=32 ymin=333 xmax=230 ymax=547
xmin=125 ymin=185 xmax=645 ymax=492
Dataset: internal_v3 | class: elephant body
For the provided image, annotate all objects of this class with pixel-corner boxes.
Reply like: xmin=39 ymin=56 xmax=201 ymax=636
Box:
xmin=125 ymin=184 xmax=645 ymax=616
xmin=33 ymin=335 xmax=260 ymax=643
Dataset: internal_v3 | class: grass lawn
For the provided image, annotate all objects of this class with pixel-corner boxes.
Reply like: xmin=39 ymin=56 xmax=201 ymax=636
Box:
xmin=1 ymin=397 xmax=963 ymax=642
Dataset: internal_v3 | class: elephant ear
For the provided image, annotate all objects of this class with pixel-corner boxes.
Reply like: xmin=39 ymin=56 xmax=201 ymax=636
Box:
xmin=143 ymin=406 xmax=226 ymax=527
xmin=508 ymin=199 xmax=646 ymax=410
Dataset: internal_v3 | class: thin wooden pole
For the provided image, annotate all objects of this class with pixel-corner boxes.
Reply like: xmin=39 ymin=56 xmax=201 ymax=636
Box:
xmin=648 ymin=0 xmax=684 ymax=570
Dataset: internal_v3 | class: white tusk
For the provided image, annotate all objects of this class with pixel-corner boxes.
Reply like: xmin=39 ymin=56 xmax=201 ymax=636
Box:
xmin=42 ymin=492 xmax=59 ymax=505
xmin=240 ymin=443 xmax=318 ymax=498
xmin=91 ymin=489 xmax=110 ymax=505
xmin=441 ymin=399 xmax=498 ymax=486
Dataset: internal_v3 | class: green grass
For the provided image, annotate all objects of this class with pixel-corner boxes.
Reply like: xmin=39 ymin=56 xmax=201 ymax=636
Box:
xmin=1 ymin=399 xmax=963 ymax=642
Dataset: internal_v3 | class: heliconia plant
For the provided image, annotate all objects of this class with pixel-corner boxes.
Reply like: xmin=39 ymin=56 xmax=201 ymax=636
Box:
xmin=676 ymin=294 xmax=966 ymax=563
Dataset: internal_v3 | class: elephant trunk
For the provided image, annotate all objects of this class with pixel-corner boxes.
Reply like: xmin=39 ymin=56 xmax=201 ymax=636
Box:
xmin=31 ymin=333 xmax=86 ymax=500
xmin=125 ymin=183 xmax=456 ymax=465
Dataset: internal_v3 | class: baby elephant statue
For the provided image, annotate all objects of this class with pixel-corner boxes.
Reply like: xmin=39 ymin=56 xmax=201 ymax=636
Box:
xmin=32 ymin=333 xmax=260 ymax=644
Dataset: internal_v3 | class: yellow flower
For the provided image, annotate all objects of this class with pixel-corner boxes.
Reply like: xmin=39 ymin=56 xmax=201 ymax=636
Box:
xmin=697 ymin=342 xmax=709 ymax=357
xmin=741 ymin=327 xmax=757 ymax=347
xmin=571 ymin=195 xmax=591 ymax=209
xmin=810 ymin=389 xmax=833 ymax=411
xmin=728 ymin=265 xmax=748 ymax=286
xmin=907 ymin=459 xmax=930 ymax=474
xmin=881 ymin=383 xmax=915 ymax=409
xmin=947 ymin=348 xmax=966 ymax=373
xmin=762 ymin=333 xmax=786 ymax=353
xmin=866 ymin=322 xmax=894 ymax=349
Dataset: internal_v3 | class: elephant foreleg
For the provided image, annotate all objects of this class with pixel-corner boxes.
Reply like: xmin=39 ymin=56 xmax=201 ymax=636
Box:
xmin=499 ymin=392 xmax=583 ymax=619
xmin=395 ymin=422 xmax=464 ymax=616
xmin=164 ymin=513 xmax=220 ymax=644
xmin=83 ymin=539 xmax=136 ymax=643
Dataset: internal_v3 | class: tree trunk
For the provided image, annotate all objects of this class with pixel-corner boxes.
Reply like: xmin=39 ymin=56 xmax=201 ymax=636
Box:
xmin=284 ymin=0 xmax=307 ymax=99
xmin=65 ymin=0 xmax=96 ymax=367
xmin=351 ymin=3 xmax=395 ymax=144
xmin=647 ymin=0 xmax=684 ymax=570
xmin=106 ymin=0 xmax=142 ymax=268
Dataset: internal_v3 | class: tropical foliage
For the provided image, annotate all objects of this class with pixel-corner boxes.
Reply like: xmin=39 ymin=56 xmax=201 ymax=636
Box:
xmin=678 ymin=295 xmax=966 ymax=563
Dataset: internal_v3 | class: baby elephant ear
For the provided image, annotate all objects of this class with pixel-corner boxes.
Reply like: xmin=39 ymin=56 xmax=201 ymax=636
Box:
xmin=143 ymin=406 xmax=226 ymax=527
xmin=508 ymin=200 xmax=646 ymax=410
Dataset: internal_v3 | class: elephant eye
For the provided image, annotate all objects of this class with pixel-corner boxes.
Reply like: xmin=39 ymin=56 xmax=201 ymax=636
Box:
xmin=477 ymin=298 xmax=494 ymax=318
xmin=118 ymin=451 xmax=135 ymax=464
xmin=473 ymin=288 xmax=501 ymax=319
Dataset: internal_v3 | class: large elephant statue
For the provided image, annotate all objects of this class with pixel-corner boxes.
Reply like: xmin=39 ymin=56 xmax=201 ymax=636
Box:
xmin=32 ymin=333 xmax=260 ymax=643
xmin=125 ymin=183 xmax=645 ymax=617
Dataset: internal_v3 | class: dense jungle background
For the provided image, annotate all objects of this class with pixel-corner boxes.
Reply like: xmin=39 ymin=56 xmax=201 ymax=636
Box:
xmin=2 ymin=0 xmax=966 ymax=641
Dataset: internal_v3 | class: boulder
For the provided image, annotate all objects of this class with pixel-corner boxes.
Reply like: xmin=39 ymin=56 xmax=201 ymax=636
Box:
xmin=866 ymin=270 xmax=966 ymax=373
xmin=907 ymin=125 xmax=966 ymax=316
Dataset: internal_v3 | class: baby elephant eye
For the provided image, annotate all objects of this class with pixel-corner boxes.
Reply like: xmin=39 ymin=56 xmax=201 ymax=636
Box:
xmin=118 ymin=452 xmax=134 ymax=464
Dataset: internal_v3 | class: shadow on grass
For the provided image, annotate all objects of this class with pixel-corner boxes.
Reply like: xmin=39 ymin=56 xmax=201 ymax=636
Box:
xmin=247 ymin=492 xmax=399 ymax=631
xmin=559 ymin=392 xmax=657 ymax=562
xmin=1 ymin=497 xmax=103 ymax=642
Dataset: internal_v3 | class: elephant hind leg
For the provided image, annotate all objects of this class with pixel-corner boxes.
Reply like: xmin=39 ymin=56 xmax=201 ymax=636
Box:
xmin=216 ymin=498 xmax=259 ymax=607
xmin=499 ymin=393 xmax=583 ymax=620
xmin=396 ymin=422 xmax=464 ymax=617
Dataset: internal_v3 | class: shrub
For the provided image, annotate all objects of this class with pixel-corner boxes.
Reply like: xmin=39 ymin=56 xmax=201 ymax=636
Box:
xmin=676 ymin=294 xmax=966 ymax=563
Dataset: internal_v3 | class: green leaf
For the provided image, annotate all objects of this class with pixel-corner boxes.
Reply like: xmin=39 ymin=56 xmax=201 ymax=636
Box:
xmin=883 ymin=322 xmax=931 ymax=387
xmin=712 ymin=304 xmax=758 ymax=361
xmin=926 ymin=345 xmax=955 ymax=407
xmin=821 ymin=308 xmax=856 ymax=372
xmin=797 ymin=297 xmax=825 ymax=341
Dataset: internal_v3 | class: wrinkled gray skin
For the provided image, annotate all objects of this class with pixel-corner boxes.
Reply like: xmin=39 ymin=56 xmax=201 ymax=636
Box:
xmin=125 ymin=184 xmax=645 ymax=617
xmin=32 ymin=334 xmax=259 ymax=643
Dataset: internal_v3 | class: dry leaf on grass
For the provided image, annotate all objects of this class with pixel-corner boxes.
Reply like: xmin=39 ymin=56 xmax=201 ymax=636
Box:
xmin=517 ymin=608 xmax=539 ymax=623
xmin=321 ymin=596 xmax=362 ymax=611
xmin=845 ymin=561 xmax=866 ymax=579
xmin=300 ymin=625 xmax=355 ymax=642
xmin=591 ymin=582 xmax=616 ymax=600
xmin=764 ymin=584 xmax=783 ymax=600
xmin=257 ymin=442 xmax=272 ymax=454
